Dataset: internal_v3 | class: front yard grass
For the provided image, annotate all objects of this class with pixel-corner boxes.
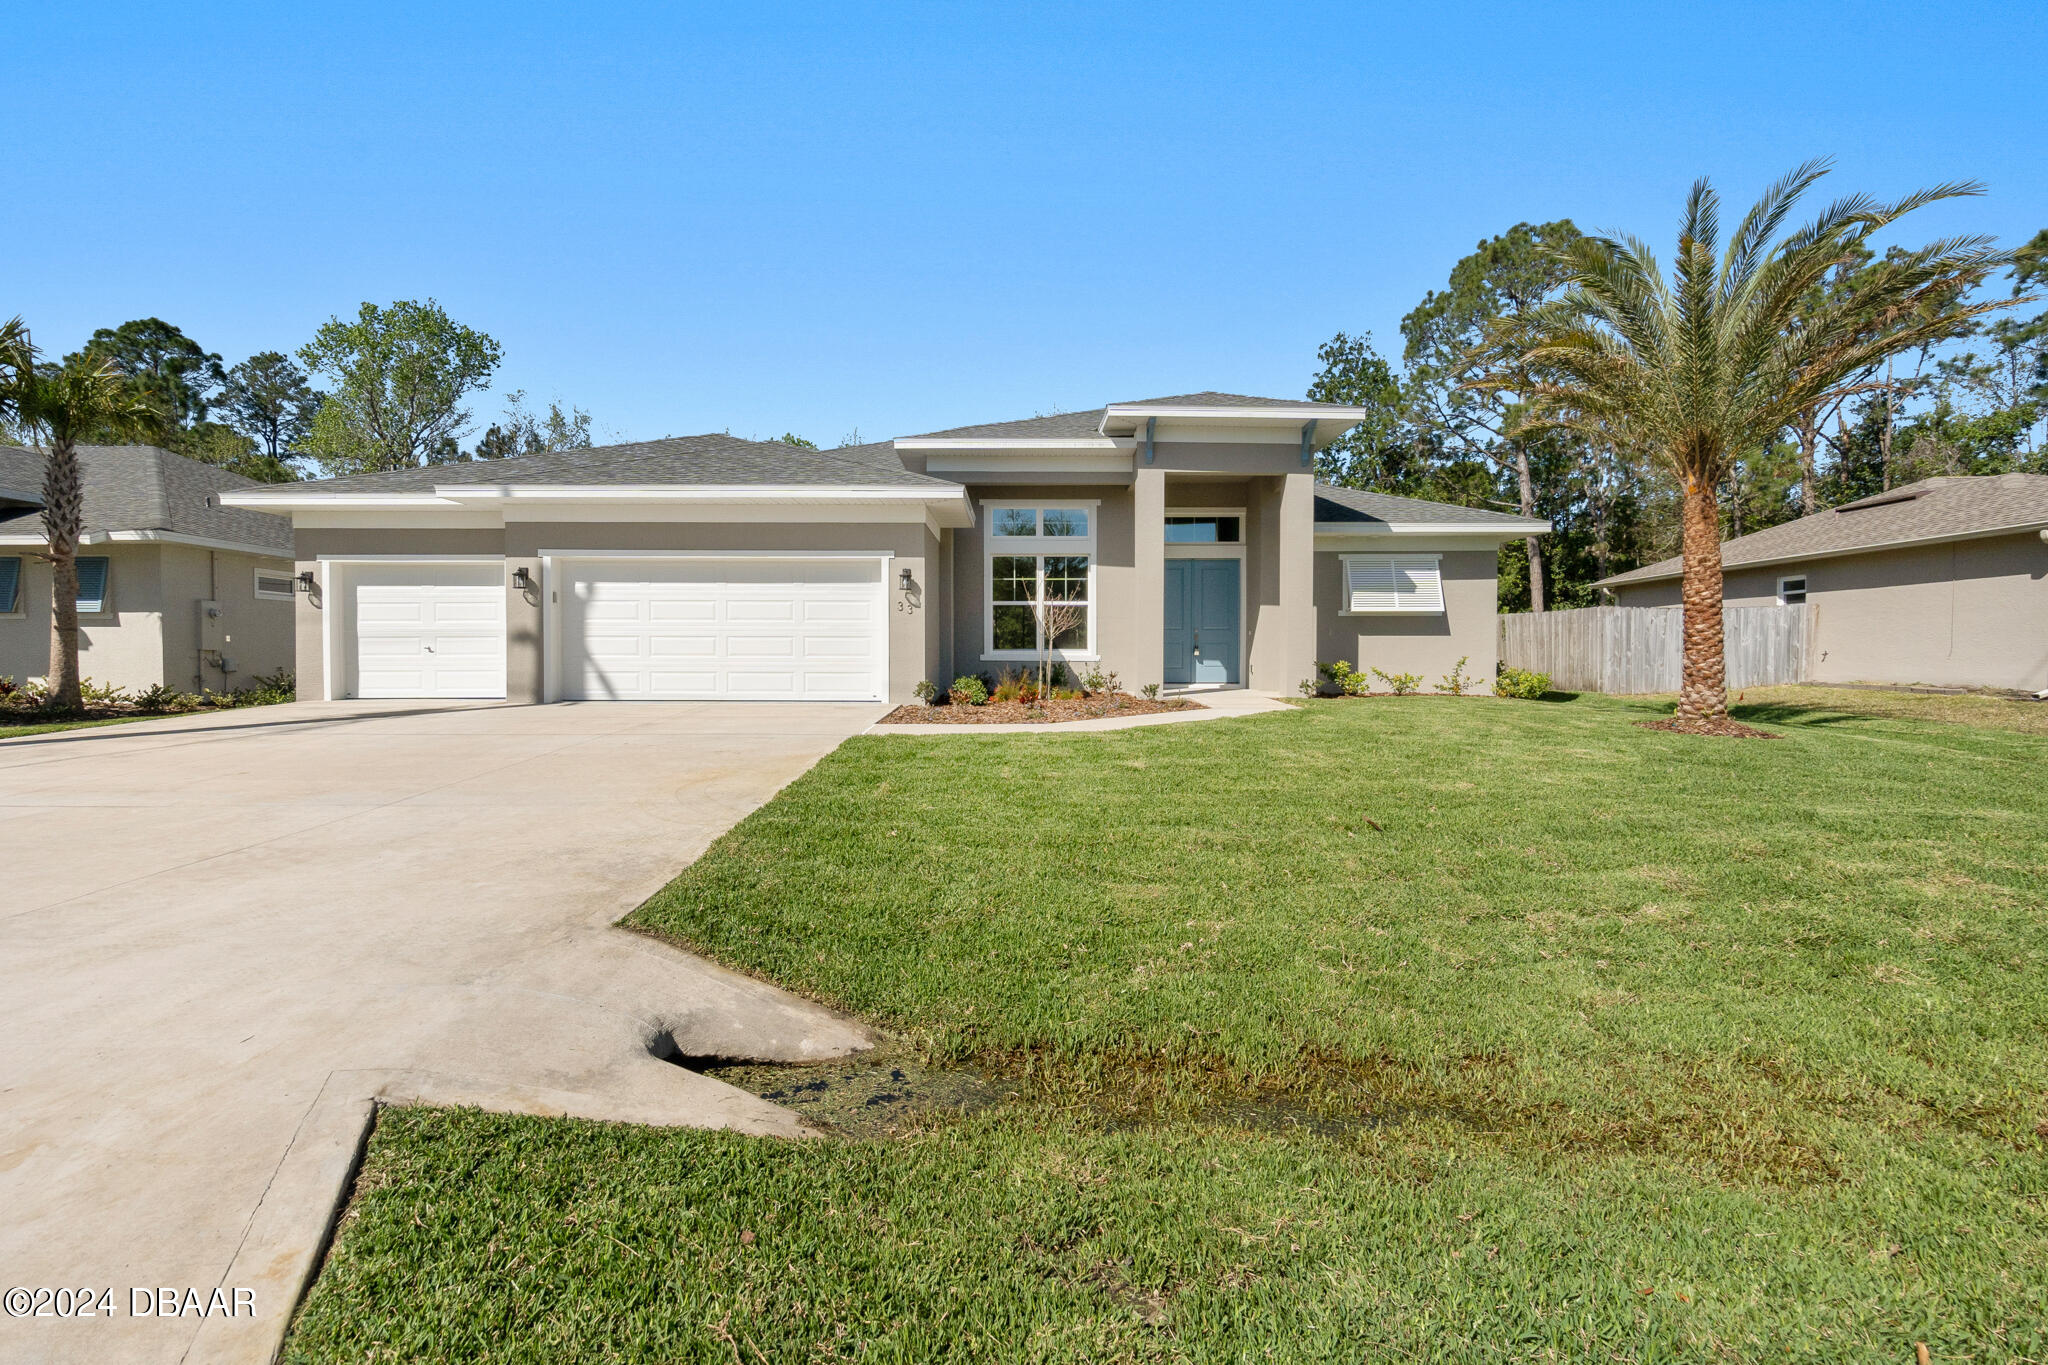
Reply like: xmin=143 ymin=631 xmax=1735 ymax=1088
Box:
xmin=288 ymin=694 xmax=2048 ymax=1362
xmin=0 ymin=712 xmax=165 ymax=739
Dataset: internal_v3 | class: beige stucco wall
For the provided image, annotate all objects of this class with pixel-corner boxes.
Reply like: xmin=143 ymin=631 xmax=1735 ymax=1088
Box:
xmin=1 ymin=542 xmax=295 ymax=694
xmin=1608 ymin=532 xmax=2048 ymax=690
xmin=295 ymin=521 xmax=938 ymax=704
xmin=1314 ymin=548 xmax=1501 ymax=691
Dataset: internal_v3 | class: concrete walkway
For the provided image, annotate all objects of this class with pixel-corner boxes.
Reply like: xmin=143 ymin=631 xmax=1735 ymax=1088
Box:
xmin=0 ymin=700 xmax=881 ymax=1365
xmin=867 ymin=687 xmax=1295 ymax=735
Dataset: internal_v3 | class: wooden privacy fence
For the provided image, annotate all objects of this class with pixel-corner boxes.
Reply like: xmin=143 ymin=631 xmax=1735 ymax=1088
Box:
xmin=1498 ymin=604 xmax=1813 ymax=693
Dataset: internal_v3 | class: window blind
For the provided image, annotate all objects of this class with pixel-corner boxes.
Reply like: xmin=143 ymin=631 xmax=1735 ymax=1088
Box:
xmin=0 ymin=556 xmax=18 ymax=613
xmin=1342 ymin=555 xmax=1443 ymax=613
xmin=75 ymin=557 xmax=110 ymax=613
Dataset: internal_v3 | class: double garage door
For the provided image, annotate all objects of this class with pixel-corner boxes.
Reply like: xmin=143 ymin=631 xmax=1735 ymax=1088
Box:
xmin=346 ymin=558 xmax=885 ymax=702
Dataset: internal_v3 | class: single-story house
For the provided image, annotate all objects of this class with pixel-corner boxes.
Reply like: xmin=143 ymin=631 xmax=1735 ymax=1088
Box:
xmin=0 ymin=444 xmax=298 ymax=694
xmin=1597 ymin=473 xmax=2048 ymax=692
xmin=220 ymin=392 xmax=1548 ymax=704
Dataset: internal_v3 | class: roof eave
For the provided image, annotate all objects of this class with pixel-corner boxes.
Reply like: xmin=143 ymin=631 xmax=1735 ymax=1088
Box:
xmin=1595 ymin=517 xmax=2048 ymax=589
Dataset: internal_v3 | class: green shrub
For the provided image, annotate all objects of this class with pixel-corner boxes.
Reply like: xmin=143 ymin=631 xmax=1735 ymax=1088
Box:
xmin=949 ymin=675 xmax=989 ymax=707
xmin=913 ymin=679 xmax=937 ymax=704
xmin=133 ymin=683 xmax=200 ymax=713
xmin=1317 ymin=659 xmax=1354 ymax=684
xmin=1494 ymin=664 xmax=1551 ymax=699
xmin=1371 ymin=668 xmax=1423 ymax=696
xmin=1140 ymin=683 xmax=1161 ymax=701
xmin=1298 ymin=677 xmax=1320 ymax=698
xmin=79 ymin=678 xmax=130 ymax=707
xmin=1342 ymin=669 xmax=1372 ymax=696
xmin=1436 ymin=656 xmax=1475 ymax=695
xmin=1079 ymin=665 xmax=1123 ymax=695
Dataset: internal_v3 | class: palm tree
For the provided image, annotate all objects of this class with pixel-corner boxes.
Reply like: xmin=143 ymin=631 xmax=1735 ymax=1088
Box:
xmin=6 ymin=325 xmax=162 ymax=712
xmin=1514 ymin=161 xmax=2011 ymax=729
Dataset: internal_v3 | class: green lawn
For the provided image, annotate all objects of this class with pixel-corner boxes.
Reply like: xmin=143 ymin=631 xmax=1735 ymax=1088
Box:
xmin=0 ymin=711 xmax=166 ymax=739
xmin=288 ymin=694 xmax=2048 ymax=1362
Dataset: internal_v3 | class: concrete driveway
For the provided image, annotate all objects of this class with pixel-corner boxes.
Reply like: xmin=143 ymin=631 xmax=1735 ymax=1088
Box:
xmin=0 ymin=700 xmax=881 ymax=1365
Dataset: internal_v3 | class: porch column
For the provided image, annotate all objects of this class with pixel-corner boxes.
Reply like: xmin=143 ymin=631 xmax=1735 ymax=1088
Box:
xmin=1248 ymin=472 xmax=1316 ymax=691
xmin=1130 ymin=465 xmax=1166 ymax=690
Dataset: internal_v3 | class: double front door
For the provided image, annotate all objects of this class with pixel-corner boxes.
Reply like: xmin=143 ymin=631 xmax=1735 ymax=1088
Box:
xmin=1163 ymin=558 xmax=1241 ymax=685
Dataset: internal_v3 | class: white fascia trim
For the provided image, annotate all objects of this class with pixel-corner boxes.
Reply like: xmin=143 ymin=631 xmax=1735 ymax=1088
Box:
xmin=219 ymin=492 xmax=458 ymax=509
xmin=1100 ymin=405 xmax=1370 ymax=432
xmin=0 ymin=529 xmax=291 ymax=557
xmin=1314 ymin=520 xmax=1550 ymax=536
xmin=315 ymin=553 xmax=507 ymax=563
xmin=1597 ymin=518 xmax=2048 ymax=588
xmin=894 ymin=438 xmax=1124 ymax=451
xmin=435 ymin=484 xmax=962 ymax=501
xmin=538 ymin=549 xmax=896 ymax=560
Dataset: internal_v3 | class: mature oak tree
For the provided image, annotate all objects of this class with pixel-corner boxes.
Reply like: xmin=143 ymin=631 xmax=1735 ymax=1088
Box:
xmin=298 ymin=300 xmax=502 ymax=475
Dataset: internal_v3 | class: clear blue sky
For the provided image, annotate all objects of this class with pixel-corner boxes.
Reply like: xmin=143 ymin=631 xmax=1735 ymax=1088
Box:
xmin=13 ymin=1 xmax=2045 ymax=448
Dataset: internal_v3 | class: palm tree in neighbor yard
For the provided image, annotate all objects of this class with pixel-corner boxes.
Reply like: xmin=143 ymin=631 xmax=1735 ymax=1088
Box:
xmin=5 ymin=324 xmax=162 ymax=712
xmin=1512 ymin=161 xmax=2012 ymax=730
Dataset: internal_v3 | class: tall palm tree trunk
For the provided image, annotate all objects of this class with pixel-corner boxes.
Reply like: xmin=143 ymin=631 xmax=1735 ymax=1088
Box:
xmin=41 ymin=435 xmax=86 ymax=712
xmin=1676 ymin=473 xmax=1728 ymax=724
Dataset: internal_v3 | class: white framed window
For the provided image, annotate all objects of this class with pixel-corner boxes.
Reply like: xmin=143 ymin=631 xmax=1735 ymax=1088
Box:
xmin=74 ymin=556 xmax=111 ymax=615
xmin=1777 ymin=575 xmax=1807 ymax=605
xmin=0 ymin=556 xmax=20 ymax=615
xmin=1340 ymin=554 xmax=1443 ymax=614
xmin=254 ymin=568 xmax=297 ymax=601
xmin=1164 ymin=512 xmax=1242 ymax=544
xmin=983 ymin=502 xmax=1097 ymax=659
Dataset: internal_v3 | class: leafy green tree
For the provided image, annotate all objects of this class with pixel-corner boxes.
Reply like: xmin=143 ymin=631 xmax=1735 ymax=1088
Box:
xmin=297 ymin=300 xmax=502 ymax=475
xmin=473 ymin=391 xmax=595 ymax=460
xmin=1304 ymin=332 xmax=1414 ymax=490
xmin=5 ymin=325 xmax=164 ymax=710
xmin=1520 ymin=161 xmax=2009 ymax=728
xmin=66 ymin=317 xmax=224 ymax=431
xmin=219 ymin=351 xmax=322 ymax=466
xmin=1403 ymin=220 xmax=1585 ymax=611
xmin=775 ymin=433 xmax=819 ymax=449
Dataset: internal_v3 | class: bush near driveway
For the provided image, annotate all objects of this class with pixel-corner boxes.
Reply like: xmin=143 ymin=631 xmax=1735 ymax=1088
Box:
xmin=290 ymin=693 xmax=2048 ymax=1362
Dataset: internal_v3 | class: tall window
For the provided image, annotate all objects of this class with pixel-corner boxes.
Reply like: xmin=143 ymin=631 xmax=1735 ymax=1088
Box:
xmin=0 ymin=557 xmax=20 ymax=614
xmin=986 ymin=504 xmax=1094 ymax=656
xmin=75 ymin=557 xmax=111 ymax=614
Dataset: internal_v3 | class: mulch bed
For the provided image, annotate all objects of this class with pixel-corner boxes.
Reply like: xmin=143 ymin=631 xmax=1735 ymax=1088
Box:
xmin=1634 ymin=717 xmax=1782 ymax=739
xmin=878 ymin=695 xmax=1203 ymax=725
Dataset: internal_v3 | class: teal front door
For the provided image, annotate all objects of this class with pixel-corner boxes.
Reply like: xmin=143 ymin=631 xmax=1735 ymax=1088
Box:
xmin=1163 ymin=558 xmax=1241 ymax=685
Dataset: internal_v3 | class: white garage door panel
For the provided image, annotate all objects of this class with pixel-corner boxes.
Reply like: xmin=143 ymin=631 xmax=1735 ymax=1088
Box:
xmin=559 ymin=558 xmax=884 ymax=701
xmin=350 ymin=563 xmax=507 ymax=700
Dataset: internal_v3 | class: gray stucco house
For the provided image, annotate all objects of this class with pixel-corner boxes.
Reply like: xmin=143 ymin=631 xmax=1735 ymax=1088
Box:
xmin=0 ymin=444 xmax=297 ymax=694
xmin=221 ymin=393 xmax=1546 ymax=704
xmin=1598 ymin=473 xmax=2048 ymax=693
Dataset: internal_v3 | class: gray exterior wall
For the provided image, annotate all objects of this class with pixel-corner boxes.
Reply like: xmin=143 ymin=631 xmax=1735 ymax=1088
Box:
xmin=295 ymin=521 xmax=940 ymax=704
xmin=1608 ymin=531 xmax=2048 ymax=691
xmin=1314 ymin=549 xmax=1501 ymax=690
xmin=1 ymin=542 xmax=293 ymax=694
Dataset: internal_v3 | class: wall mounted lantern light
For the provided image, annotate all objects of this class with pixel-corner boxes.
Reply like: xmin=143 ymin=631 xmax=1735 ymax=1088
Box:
xmin=294 ymin=571 xmax=315 ymax=594
xmin=898 ymin=567 xmax=914 ymax=592
xmin=512 ymin=567 xmax=535 ymax=590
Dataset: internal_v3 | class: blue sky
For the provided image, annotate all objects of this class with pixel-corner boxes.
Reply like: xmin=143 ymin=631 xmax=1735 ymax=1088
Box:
xmin=13 ymin=1 xmax=2045 ymax=448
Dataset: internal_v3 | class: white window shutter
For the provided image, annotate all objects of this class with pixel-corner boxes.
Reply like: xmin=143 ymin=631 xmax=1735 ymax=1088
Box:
xmin=1344 ymin=555 xmax=1442 ymax=613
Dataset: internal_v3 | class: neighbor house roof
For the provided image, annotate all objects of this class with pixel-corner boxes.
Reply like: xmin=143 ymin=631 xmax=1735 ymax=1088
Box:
xmin=0 ymin=445 xmax=293 ymax=556
xmin=1314 ymin=483 xmax=1551 ymax=533
xmin=903 ymin=392 xmax=1369 ymax=442
xmin=1595 ymin=473 xmax=2048 ymax=588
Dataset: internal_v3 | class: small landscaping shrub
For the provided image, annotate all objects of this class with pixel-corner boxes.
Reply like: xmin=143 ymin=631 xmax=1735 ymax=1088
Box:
xmin=1342 ymin=670 xmax=1371 ymax=697
xmin=913 ymin=679 xmax=937 ymax=704
xmin=1298 ymin=677 xmax=1320 ymax=698
xmin=949 ymin=675 xmax=989 ymax=707
xmin=1079 ymin=665 xmax=1123 ymax=695
xmin=133 ymin=683 xmax=199 ymax=713
xmin=79 ymin=678 xmax=130 ymax=707
xmin=1371 ymin=668 xmax=1423 ymax=696
xmin=1436 ymin=656 xmax=1475 ymax=695
xmin=990 ymin=668 xmax=1028 ymax=704
xmin=1140 ymin=683 xmax=1160 ymax=700
xmin=1494 ymin=664 xmax=1551 ymax=699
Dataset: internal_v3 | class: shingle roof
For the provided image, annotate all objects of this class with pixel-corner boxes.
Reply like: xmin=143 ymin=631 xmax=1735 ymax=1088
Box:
xmin=1595 ymin=473 xmax=2048 ymax=587
xmin=903 ymin=392 xmax=1362 ymax=441
xmin=0 ymin=445 xmax=293 ymax=554
xmin=1314 ymin=482 xmax=1549 ymax=530
xmin=289 ymin=433 xmax=955 ymax=493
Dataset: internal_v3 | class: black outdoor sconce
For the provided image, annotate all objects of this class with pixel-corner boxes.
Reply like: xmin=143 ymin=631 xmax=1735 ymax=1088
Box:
xmin=294 ymin=571 xmax=315 ymax=594
xmin=898 ymin=567 xmax=914 ymax=592
xmin=512 ymin=567 xmax=535 ymax=590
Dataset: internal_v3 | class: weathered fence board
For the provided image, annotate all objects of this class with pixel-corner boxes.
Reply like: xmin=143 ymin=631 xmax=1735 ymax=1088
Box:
xmin=1499 ymin=604 xmax=1811 ymax=693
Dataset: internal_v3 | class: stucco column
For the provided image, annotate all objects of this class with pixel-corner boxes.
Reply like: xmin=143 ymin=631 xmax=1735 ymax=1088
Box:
xmin=506 ymin=556 xmax=544 ymax=703
xmin=1129 ymin=466 xmax=1166 ymax=690
xmin=1275 ymin=471 xmax=1316 ymax=690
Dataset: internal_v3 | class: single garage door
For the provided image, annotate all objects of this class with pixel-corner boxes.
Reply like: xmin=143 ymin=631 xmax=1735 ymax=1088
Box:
xmin=559 ymin=557 xmax=883 ymax=701
xmin=350 ymin=562 xmax=507 ymax=699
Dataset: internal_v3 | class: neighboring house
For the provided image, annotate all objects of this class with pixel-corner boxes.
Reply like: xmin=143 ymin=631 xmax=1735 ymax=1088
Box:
xmin=220 ymin=392 xmax=1547 ymax=704
xmin=1597 ymin=473 xmax=2048 ymax=692
xmin=0 ymin=445 xmax=298 ymax=694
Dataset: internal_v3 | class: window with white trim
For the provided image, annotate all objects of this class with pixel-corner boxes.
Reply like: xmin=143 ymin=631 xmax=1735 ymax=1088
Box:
xmin=985 ymin=503 xmax=1095 ymax=656
xmin=74 ymin=557 xmax=111 ymax=614
xmin=1340 ymin=554 xmax=1443 ymax=614
xmin=0 ymin=556 xmax=20 ymax=614
xmin=1777 ymin=575 xmax=1807 ymax=605
xmin=254 ymin=568 xmax=297 ymax=601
